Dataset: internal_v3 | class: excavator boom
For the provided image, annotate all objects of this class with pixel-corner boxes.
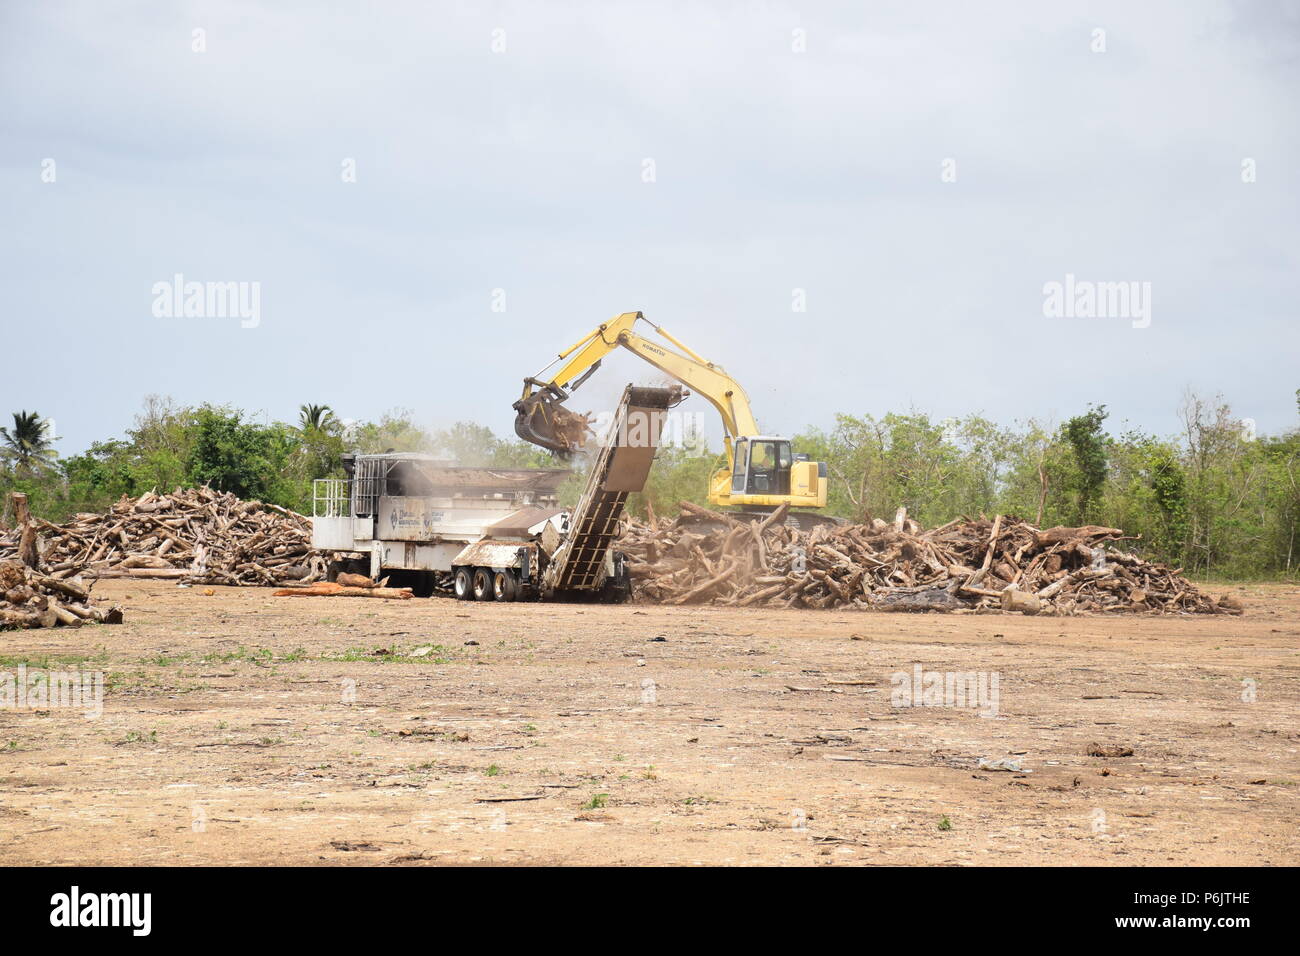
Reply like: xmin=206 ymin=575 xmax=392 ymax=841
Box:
xmin=513 ymin=312 xmax=758 ymax=451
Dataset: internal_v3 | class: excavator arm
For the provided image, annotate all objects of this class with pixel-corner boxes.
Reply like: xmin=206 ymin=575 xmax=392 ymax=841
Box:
xmin=514 ymin=311 xmax=828 ymax=514
xmin=514 ymin=311 xmax=758 ymax=452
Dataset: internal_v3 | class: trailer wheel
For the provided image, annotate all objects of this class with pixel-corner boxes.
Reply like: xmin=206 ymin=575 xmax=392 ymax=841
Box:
xmin=493 ymin=570 xmax=519 ymax=602
xmin=453 ymin=567 xmax=474 ymax=601
xmin=472 ymin=567 xmax=494 ymax=601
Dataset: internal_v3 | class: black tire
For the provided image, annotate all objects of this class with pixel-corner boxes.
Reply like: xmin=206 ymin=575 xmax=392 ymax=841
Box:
xmin=493 ymin=570 xmax=519 ymax=602
xmin=472 ymin=567 xmax=494 ymax=601
xmin=453 ymin=567 xmax=474 ymax=601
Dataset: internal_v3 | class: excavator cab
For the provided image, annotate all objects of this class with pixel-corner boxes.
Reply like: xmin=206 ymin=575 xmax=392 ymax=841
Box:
xmin=731 ymin=437 xmax=793 ymax=497
xmin=719 ymin=435 xmax=825 ymax=511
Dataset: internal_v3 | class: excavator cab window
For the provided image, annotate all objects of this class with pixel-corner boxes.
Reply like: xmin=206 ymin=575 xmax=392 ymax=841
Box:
xmin=745 ymin=440 xmax=793 ymax=496
xmin=731 ymin=439 xmax=749 ymax=494
xmin=777 ymin=442 xmax=793 ymax=494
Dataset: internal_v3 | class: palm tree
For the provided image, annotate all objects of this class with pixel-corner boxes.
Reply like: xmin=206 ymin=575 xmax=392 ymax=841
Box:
xmin=0 ymin=410 xmax=58 ymax=475
xmin=293 ymin=404 xmax=343 ymax=482
xmin=298 ymin=404 xmax=337 ymax=433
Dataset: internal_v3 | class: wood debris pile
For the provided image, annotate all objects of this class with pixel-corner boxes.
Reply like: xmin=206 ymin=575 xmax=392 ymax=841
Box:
xmin=0 ymin=488 xmax=327 ymax=587
xmin=0 ymin=559 xmax=123 ymax=629
xmin=619 ymin=502 xmax=1237 ymax=615
xmin=274 ymin=573 xmax=413 ymax=600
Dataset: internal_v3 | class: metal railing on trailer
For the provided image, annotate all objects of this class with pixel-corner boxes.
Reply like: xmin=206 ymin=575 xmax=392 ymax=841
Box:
xmin=312 ymin=478 xmax=352 ymax=518
xmin=351 ymin=456 xmax=384 ymax=517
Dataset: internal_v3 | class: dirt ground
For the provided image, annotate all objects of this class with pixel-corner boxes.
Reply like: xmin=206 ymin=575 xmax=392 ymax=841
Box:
xmin=1 ymin=579 xmax=1296 ymax=866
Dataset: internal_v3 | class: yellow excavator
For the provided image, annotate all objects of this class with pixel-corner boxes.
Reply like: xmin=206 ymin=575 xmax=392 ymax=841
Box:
xmin=513 ymin=311 xmax=829 ymax=522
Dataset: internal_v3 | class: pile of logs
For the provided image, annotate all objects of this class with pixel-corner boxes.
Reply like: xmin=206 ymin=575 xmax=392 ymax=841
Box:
xmin=620 ymin=503 xmax=1237 ymax=615
xmin=0 ymin=488 xmax=327 ymax=587
xmin=0 ymin=559 xmax=123 ymax=629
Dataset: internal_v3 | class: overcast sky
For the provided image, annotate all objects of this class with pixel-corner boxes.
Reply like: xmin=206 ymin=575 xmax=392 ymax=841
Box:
xmin=2 ymin=0 xmax=1297 ymax=455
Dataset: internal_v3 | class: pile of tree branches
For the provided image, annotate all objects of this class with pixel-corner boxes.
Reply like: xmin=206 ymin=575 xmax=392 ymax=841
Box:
xmin=0 ymin=488 xmax=327 ymax=587
xmin=0 ymin=559 xmax=123 ymax=629
xmin=620 ymin=503 xmax=1239 ymax=615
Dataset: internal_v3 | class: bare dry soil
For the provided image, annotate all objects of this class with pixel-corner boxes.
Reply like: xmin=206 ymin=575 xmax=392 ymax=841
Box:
xmin=1 ymin=580 xmax=1296 ymax=865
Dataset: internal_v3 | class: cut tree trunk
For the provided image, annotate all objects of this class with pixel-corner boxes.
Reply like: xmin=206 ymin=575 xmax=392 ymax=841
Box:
xmin=11 ymin=493 xmax=39 ymax=569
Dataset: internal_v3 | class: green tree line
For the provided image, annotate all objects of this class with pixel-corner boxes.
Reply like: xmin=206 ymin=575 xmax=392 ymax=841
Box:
xmin=0 ymin=395 xmax=555 ymax=523
xmin=4 ymin=390 xmax=1298 ymax=580
xmin=633 ymin=390 xmax=1300 ymax=580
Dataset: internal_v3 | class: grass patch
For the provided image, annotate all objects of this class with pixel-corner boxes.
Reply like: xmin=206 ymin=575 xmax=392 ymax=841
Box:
xmin=323 ymin=646 xmax=454 ymax=664
xmin=141 ymin=652 xmax=192 ymax=666
xmin=0 ymin=648 xmax=110 ymax=669
xmin=197 ymin=646 xmax=275 ymax=665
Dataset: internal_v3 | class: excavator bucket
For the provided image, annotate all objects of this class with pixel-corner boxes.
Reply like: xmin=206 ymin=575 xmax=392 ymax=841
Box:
xmin=513 ymin=386 xmax=595 ymax=456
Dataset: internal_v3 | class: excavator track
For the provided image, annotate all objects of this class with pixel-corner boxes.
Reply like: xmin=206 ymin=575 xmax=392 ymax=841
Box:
xmin=675 ymin=508 xmax=846 ymax=533
xmin=740 ymin=510 xmax=847 ymax=532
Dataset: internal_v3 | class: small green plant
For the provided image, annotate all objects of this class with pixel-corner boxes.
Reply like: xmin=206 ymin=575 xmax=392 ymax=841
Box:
xmin=0 ymin=648 xmax=109 ymax=669
xmin=198 ymin=646 xmax=273 ymax=665
xmin=142 ymin=652 xmax=190 ymax=666
xmin=485 ymin=764 xmax=502 ymax=777
xmin=583 ymin=793 xmax=609 ymax=810
xmin=937 ymin=815 xmax=952 ymax=831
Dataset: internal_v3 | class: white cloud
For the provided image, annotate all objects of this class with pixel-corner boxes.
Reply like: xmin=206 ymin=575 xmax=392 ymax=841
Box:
xmin=1 ymin=0 xmax=1297 ymax=452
